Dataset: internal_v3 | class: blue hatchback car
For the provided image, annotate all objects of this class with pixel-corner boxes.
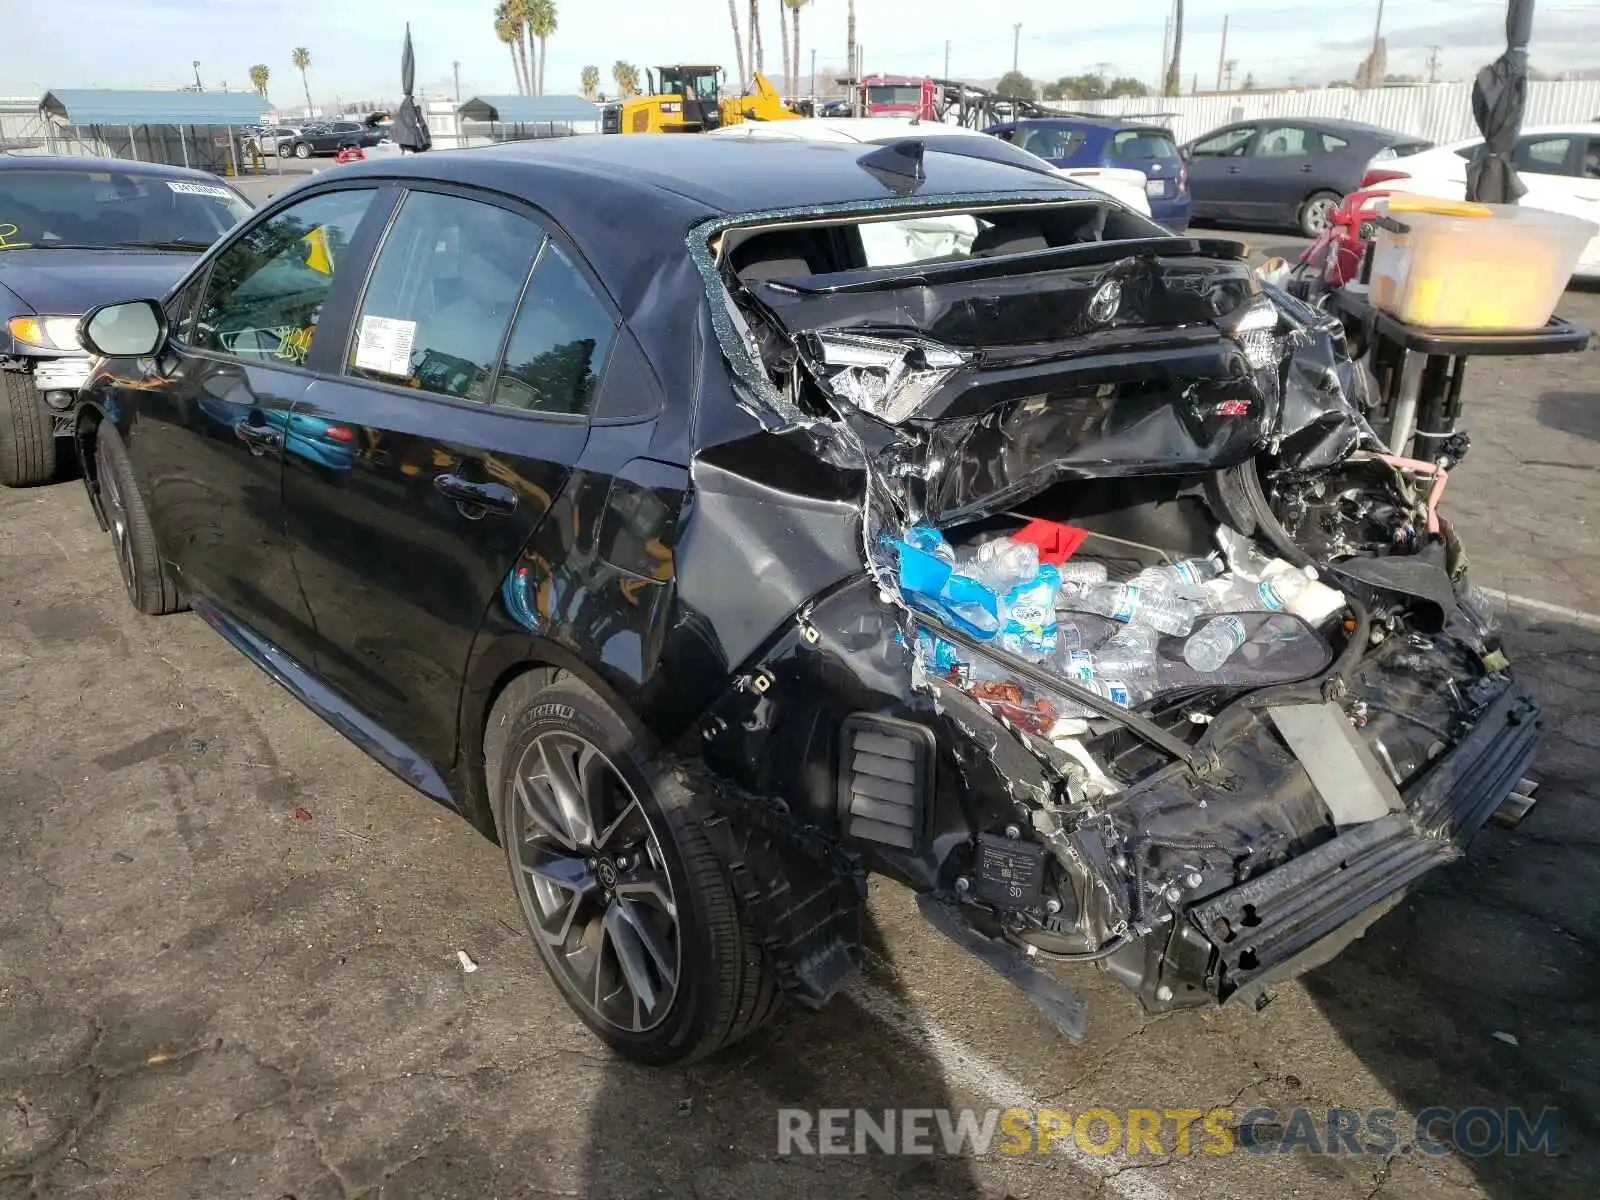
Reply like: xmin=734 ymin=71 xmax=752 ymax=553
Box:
xmin=986 ymin=118 xmax=1191 ymax=231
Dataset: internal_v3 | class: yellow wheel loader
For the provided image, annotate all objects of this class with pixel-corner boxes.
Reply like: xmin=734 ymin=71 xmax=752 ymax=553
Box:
xmin=601 ymin=66 xmax=798 ymax=134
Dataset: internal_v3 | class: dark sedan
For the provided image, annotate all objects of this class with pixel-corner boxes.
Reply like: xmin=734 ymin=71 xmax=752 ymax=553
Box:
xmin=1183 ymin=118 xmax=1430 ymax=235
xmin=72 ymin=136 xmax=1538 ymax=1064
xmin=0 ymin=156 xmax=250 ymax=485
xmin=282 ymin=120 xmax=384 ymax=159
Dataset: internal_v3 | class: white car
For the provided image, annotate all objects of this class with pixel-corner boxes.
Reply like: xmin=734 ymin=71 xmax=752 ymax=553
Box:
xmin=708 ymin=117 xmax=1154 ymax=216
xmin=1363 ymin=124 xmax=1600 ymax=278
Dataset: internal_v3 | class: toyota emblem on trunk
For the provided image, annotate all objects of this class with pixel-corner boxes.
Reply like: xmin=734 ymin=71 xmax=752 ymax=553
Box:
xmin=1088 ymin=280 xmax=1123 ymax=324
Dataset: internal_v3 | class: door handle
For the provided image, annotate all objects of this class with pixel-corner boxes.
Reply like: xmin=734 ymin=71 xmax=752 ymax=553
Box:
xmin=234 ymin=419 xmax=283 ymax=452
xmin=1300 ymin=163 xmax=1314 ymax=172
xmin=1226 ymin=166 xmax=1241 ymax=174
xmin=434 ymin=472 xmax=518 ymax=517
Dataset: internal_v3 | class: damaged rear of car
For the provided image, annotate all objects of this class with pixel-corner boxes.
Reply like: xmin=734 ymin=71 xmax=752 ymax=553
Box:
xmin=682 ymin=152 xmax=1538 ymax=1027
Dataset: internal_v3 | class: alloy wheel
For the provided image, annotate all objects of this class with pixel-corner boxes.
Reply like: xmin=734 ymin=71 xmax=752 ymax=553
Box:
xmin=506 ymin=731 xmax=680 ymax=1033
xmin=97 ymin=443 xmax=135 ymax=593
xmin=1303 ymin=195 xmax=1338 ymax=236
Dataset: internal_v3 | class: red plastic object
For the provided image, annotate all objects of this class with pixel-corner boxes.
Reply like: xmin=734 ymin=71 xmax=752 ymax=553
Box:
xmin=1360 ymin=167 xmax=1411 ymax=189
xmin=1298 ymin=188 xmax=1392 ymax=289
xmin=1012 ymin=518 xmax=1090 ymax=564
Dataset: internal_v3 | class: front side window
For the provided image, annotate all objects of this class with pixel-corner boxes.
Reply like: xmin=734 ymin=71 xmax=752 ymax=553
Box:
xmin=1254 ymin=126 xmax=1311 ymax=157
xmin=347 ymin=190 xmax=540 ymax=403
xmin=192 ymin=188 xmax=376 ymax=364
xmin=1514 ymin=136 xmax=1575 ymax=175
xmin=1191 ymin=127 xmax=1254 ymax=157
xmin=493 ymin=243 xmax=617 ymax=416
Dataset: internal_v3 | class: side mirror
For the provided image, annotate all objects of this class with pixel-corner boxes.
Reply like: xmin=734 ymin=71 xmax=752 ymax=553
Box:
xmin=78 ymin=299 xmax=167 ymax=358
xmin=1180 ymin=145 xmax=1193 ymax=162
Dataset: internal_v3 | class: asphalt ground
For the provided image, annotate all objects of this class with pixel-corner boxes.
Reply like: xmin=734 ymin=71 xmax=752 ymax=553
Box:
xmin=2 ymin=218 xmax=1597 ymax=1199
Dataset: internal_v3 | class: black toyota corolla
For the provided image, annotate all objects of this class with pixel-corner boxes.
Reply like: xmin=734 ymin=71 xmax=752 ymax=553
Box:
xmin=0 ymin=156 xmax=251 ymax=486
xmin=73 ymin=136 xmax=1540 ymax=1064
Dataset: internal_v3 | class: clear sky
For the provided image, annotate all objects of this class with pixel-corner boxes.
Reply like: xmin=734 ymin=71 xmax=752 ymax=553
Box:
xmin=2 ymin=0 xmax=1597 ymax=104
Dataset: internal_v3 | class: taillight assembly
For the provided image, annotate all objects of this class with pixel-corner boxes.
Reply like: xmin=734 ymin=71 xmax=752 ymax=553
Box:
xmin=1178 ymin=162 xmax=1188 ymax=193
xmin=323 ymin=424 xmax=356 ymax=443
xmin=1360 ymin=168 xmax=1410 ymax=189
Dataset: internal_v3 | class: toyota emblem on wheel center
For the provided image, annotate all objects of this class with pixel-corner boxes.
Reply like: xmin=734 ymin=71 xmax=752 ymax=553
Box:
xmin=1088 ymin=279 xmax=1122 ymax=324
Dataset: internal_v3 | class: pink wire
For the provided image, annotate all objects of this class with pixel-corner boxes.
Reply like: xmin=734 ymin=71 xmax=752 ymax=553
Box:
xmin=1370 ymin=453 xmax=1448 ymax=535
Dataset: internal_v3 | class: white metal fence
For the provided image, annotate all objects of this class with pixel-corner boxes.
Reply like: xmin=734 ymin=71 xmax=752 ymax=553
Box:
xmin=1063 ymin=81 xmax=1600 ymax=146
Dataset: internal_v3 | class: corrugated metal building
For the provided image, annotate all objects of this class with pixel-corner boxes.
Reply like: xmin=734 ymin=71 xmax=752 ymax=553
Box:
xmin=4 ymin=90 xmax=272 ymax=171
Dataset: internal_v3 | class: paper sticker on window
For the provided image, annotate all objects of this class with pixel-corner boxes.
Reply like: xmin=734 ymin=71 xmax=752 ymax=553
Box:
xmin=166 ymin=181 xmax=236 ymax=200
xmin=354 ymin=315 xmax=416 ymax=377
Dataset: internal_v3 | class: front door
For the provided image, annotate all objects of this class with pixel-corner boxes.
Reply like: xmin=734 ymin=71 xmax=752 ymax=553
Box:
xmin=1185 ymin=124 xmax=1258 ymax=220
xmin=135 ymin=186 xmax=383 ymax=664
xmin=1248 ymin=124 xmax=1323 ymax=221
xmin=283 ymin=186 xmax=619 ymax=766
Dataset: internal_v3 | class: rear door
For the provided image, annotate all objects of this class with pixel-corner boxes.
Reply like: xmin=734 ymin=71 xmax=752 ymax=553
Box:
xmin=1185 ymin=124 xmax=1258 ymax=219
xmin=130 ymin=185 xmax=383 ymax=664
xmin=1247 ymin=124 xmax=1324 ymax=220
xmin=282 ymin=184 xmax=617 ymax=765
xmin=1512 ymin=132 xmax=1600 ymax=275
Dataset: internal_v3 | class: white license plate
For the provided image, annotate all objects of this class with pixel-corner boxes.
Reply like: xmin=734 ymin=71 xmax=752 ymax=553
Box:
xmin=1145 ymin=179 xmax=1165 ymax=198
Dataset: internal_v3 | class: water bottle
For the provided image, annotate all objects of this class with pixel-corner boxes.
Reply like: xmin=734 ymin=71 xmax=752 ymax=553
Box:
xmin=1132 ymin=555 xmax=1223 ymax=596
xmin=905 ymin=525 xmax=955 ymax=564
xmin=1073 ymin=581 xmax=1198 ymax=637
xmin=1092 ymin=624 xmax=1161 ymax=685
xmin=962 ymin=538 xmax=1040 ymax=592
xmin=1184 ymin=614 xmax=1250 ymax=672
xmin=1058 ymin=676 xmax=1149 ymax=716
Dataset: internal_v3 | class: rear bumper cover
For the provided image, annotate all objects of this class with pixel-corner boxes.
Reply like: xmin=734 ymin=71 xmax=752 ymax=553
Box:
xmin=1185 ymin=687 xmax=1541 ymax=1001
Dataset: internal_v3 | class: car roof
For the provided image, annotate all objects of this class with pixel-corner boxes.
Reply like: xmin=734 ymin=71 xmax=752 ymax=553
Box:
xmin=0 ymin=154 xmax=240 ymax=185
xmin=334 ymin=133 xmax=1077 ymax=218
xmin=321 ymin=135 xmax=1087 ymax=333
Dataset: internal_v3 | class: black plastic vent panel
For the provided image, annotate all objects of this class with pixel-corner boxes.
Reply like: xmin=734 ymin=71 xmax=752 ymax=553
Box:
xmin=838 ymin=715 xmax=934 ymax=851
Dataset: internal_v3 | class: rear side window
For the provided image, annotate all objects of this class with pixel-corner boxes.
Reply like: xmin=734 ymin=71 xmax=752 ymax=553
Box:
xmin=493 ymin=243 xmax=617 ymax=416
xmin=1318 ymin=132 xmax=1351 ymax=154
xmin=1015 ymin=126 xmax=1086 ymax=160
xmin=1110 ymin=130 xmax=1177 ymax=160
xmin=347 ymin=190 xmax=541 ymax=402
xmin=1514 ymin=136 xmax=1575 ymax=175
xmin=192 ymin=187 xmax=376 ymax=363
xmin=1584 ymin=138 xmax=1600 ymax=180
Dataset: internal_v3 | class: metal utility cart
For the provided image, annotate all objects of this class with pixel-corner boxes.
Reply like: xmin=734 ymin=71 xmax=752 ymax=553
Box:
xmin=1327 ymin=287 xmax=1590 ymax=459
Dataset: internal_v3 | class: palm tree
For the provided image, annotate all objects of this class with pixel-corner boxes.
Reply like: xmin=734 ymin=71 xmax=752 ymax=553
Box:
xmin=777 ymin=0 xmax=790 ymax=95
xmin=746 ymin=0 xmax=764 ymax=83
xmin=611 ymin=61 xmax=640 ymax=98
xmin=528 ymin=0 xmax=557 ymax=96
xmin=784 ymin=0 xmax=806 ymax=95
xmin=249 ymin=64 xmax=270 ymax=100
xmin=580 ymin=65 xmax=601 ymax=99
xmin=725 ymin=0 xmax=747 ymax=90
xmin=494 ymin=4 xmax=527 ymax=94
xmin=292 ymin=47 xmax=313 ymax=114
xmin=502 ymin=0 xmax=534 ymax=94
xmin=1162 ymin=0 xmax=1183 ymax=97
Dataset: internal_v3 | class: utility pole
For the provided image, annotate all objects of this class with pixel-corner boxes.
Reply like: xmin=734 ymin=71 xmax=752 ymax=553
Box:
xmin=1224 ymin=59 xmax=1237 ymax=91
xmin=811 ymin=48 xmax=816 ymax=98
xmin=1371 ymin=0 xmax=1385 ymax=62
xmin=1161 ymin=17 xmax=1172 ymax=90
xmin=1425 ymin=44 xmax=1441 ymax=84
xmin=1012 ymin=24 xmax=1022 ymax=74
xmin=192 ymin=61 xmax=203 ymax=92
xmin=1215 ymin=14 xmax=1229 ymax=92
xmin=944 ymin=39 xmax=951 ymax=79
xmin=452 ymin=61 xmax=461 ymax=103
